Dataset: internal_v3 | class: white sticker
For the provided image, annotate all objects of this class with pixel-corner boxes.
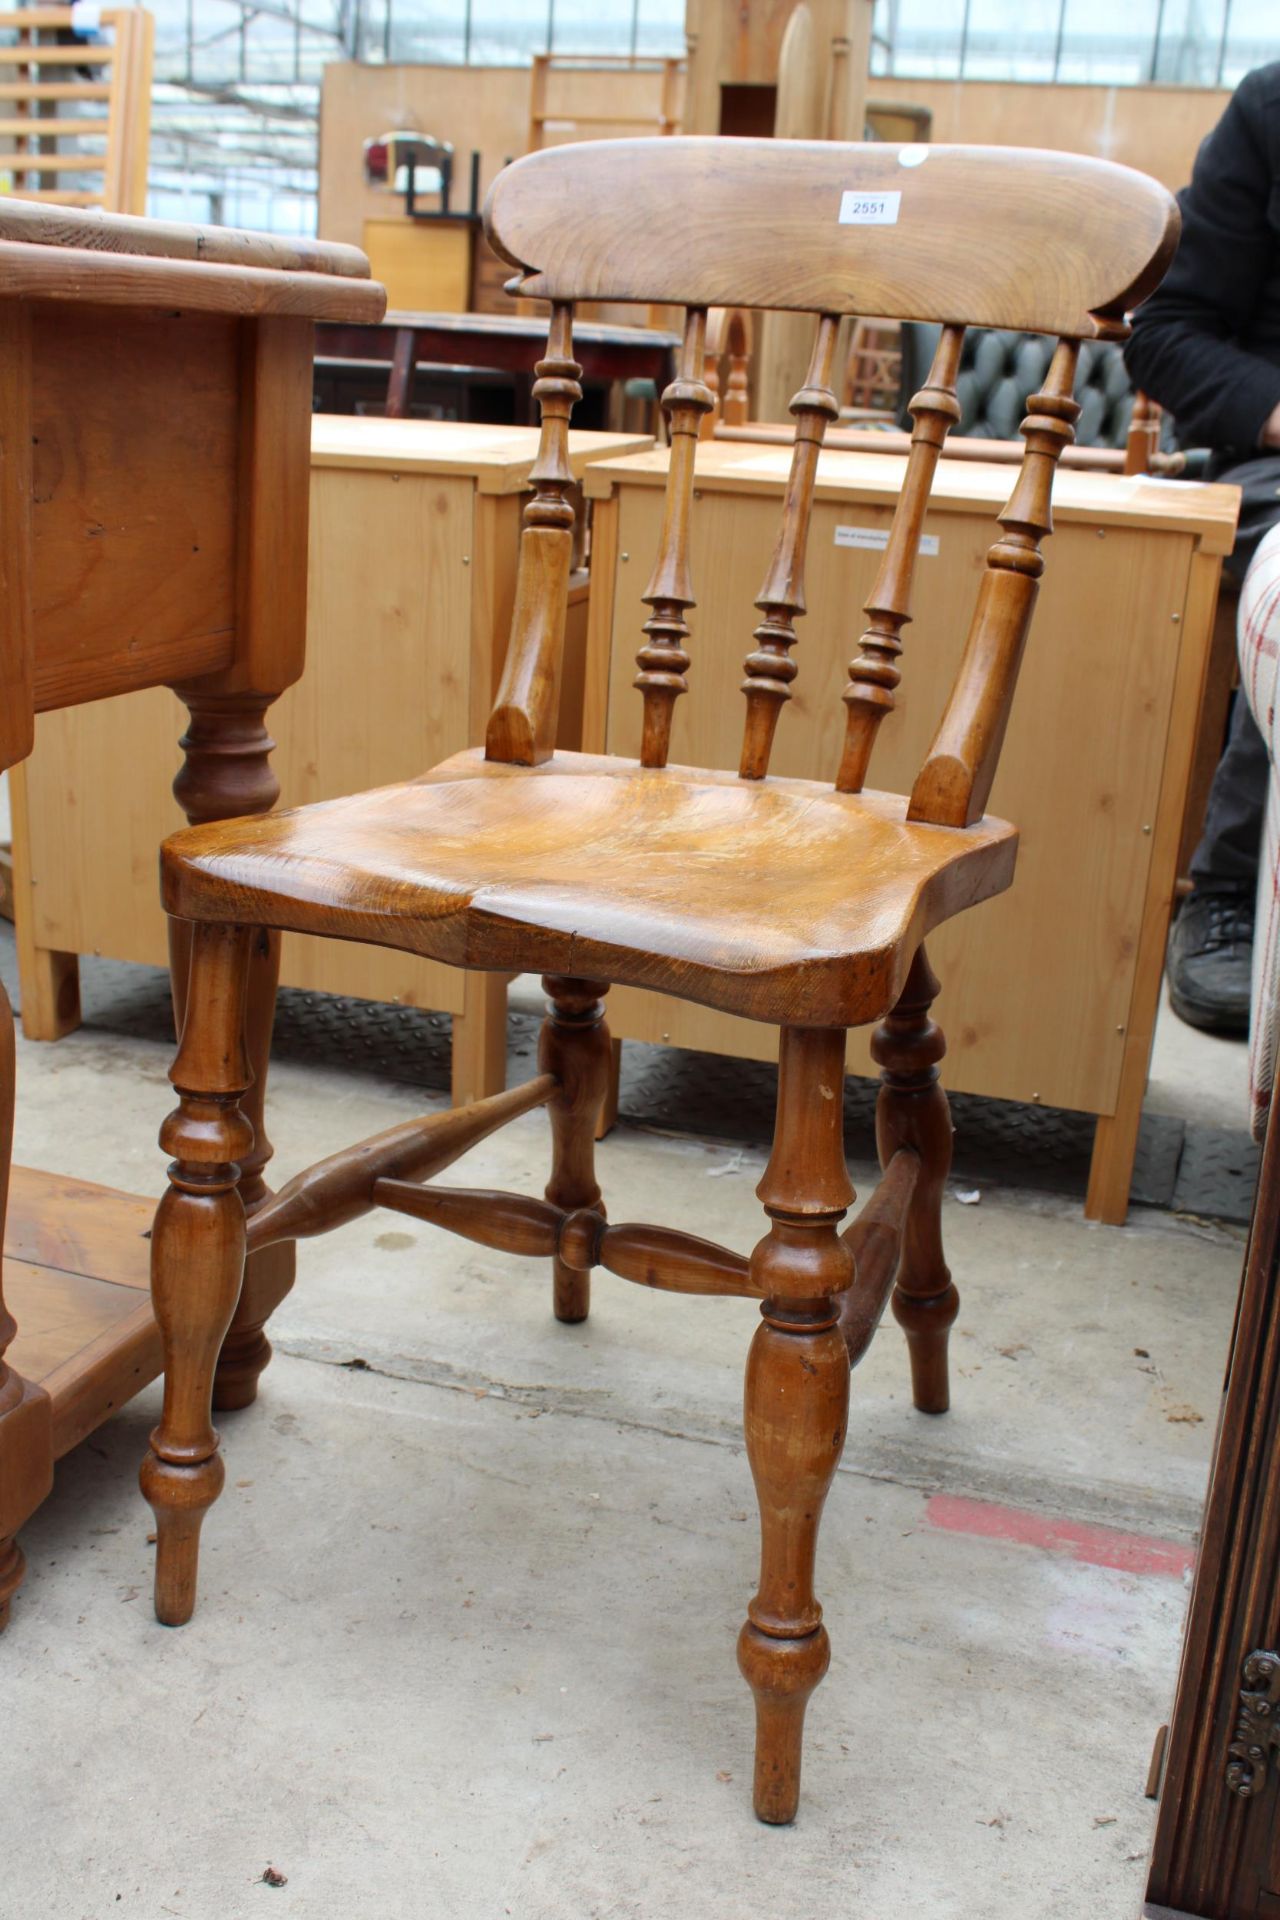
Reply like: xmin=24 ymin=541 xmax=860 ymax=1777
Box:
xmin=835 ymin=525 xmax=939 ymax=556
xmin=898 ymin=145 xmax=930 ymax=168
xmin=70 ymin=0 xmax=101 ymax=27
xmin=838 ymin=189 xmax=901 ymax=227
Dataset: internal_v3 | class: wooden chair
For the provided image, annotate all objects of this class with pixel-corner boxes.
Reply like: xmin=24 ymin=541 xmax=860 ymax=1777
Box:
xmin=142 ymin=138 xmax=1177 ymax=1825
xmin=699 ymin=304 xmax=753 ymax=437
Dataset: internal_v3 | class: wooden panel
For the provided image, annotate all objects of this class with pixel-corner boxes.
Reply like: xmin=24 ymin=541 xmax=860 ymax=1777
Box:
xmin=1086 ymin=548 xmax=1226 ymax=1221
xmin=865 ymin=76 xmax=1229 ymax=196
xmin=225 ymin=317 xmax=314 ymax=700
xmin=5 ymin=1165 xmax=152 ymax=1289
xmin=601 ymin=480 xmax=1193 ymax=1114
xmin=18 ymin=464 xmax=479 ymax=1012
xmin=1145 ymin=1075 xmax=1280 ymax=1915
xmin=361 ymin=218 xmax=471 ymax=314
xmin=29 ymin=303 xmax=240 ymax=707
xmin=12 ymin=425 xmax=639 ymax=1026
xmin=0 ymin=200 xmax=369 ymax=276
xmin=6 ymin=1262 xmax=147 ymax=1387
xmin=0 ymin=301 xmax=33 ymax=774
xmin=319 ymin=59 xmax=685 ymax=250
xmin=4 ymin=1165 xmax=160 ymax=1460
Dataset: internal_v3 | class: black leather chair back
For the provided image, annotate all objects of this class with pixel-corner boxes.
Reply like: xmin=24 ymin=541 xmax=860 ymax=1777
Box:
xmin=897 ymin=322 xmax=1140 ymax=449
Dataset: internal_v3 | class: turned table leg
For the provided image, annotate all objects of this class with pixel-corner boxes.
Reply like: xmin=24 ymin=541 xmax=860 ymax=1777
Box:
xmin=873 ymin=945 xmax=958 ymax=1415
xmin=141 ymin=921 xmax=255 ymax=1626
xmin=170 ymin=690 xmax=296 ymax=1411
xmin=738 ymin=1027 xmax=853 ymax=1823
xmin=0 ymin=979 xmax=54 ymax=1630
xmin=538 ymin=977 xmax=611 ymax=1324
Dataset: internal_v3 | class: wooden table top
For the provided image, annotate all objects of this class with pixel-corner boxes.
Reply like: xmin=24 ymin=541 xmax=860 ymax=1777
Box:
xmin=381 ymin=310 xmax=679 ymax=349
xmin=583 ymin=440 xmax=1242 ymax=555
xmin=310 ymin=417 xmax=654 ymax=493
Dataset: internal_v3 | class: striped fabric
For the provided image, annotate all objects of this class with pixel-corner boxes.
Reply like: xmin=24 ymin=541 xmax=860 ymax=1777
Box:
xmin=1239 ymin=522 xmax=1280 ymax=1142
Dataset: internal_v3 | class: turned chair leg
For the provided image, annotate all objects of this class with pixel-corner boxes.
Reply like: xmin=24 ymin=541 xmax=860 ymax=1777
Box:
xmin=538 ymin=976 xmax=611 ymax=1324
xmin=214 ymin=928 xmax=295 ymax=1411
xmin=738 ymin=1028 xmax=853 ymax=1824
xmin=873 ymin=944 xmax=958 ymax=1414
xmin=168 ymin=920 xmax=294 ymax=1413
xmin=141 ymin=921 xmax=256 ymax=1627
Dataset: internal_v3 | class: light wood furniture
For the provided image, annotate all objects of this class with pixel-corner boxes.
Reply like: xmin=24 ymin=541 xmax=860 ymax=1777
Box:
xmin=10 ymin=418 xmax=652 ymax=1108
xmin=1144 ymin=1062 xmax=1280 ymax=1918
xmin=0 ymin=3 xmax=152 ymax=214
xmin=527 ymin=52 xmax=681 ymax=151
xmin=0 ymin=204 xmax=384 ymax=1632
xmin=581 ymin=439 xmax=1237 ymax=1225
xmin=701 ymin=306 xmax=753 ymax=435
xmin=141 ymin=136 xmax=1176 ymax=1826
xmin=360 ymin=215 xmax=472 ymax=313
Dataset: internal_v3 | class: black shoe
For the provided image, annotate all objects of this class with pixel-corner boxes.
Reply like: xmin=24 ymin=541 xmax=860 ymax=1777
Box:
xmin=1167 ymin=888 xmax=1254 ymax=1035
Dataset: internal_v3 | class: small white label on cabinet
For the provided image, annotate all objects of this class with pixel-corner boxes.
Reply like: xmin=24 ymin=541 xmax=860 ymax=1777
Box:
xmin=835 ymin=525 xmax=939 ymax=556
xmin=838 ymin=190 xmax=902 ymax=226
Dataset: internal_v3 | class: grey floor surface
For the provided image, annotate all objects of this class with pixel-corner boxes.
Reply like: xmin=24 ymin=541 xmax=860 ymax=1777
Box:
xmin=3 ymin=980 xmax=1248 ymax=1920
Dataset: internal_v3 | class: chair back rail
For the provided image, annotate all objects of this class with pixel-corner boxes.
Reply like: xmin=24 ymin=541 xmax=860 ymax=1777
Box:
xmin=486 ymin=139 xmax=1175 ymax=331
xmin=481 ymin=139 xmax=1178 ymax=813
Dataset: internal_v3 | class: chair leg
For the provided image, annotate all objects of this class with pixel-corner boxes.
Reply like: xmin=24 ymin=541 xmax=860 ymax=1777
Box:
xmin=538 ymin=975 xmax=611 ymax=1324
xmin=737 ymin=1028 xmax=854 ymax=1824
xmin=873 ymin=944 xmax=958 ymax=1415
xmin=214 ymin=928 xmax=296 ymax=1411
xmin=168 ymin=920 xmax=295 ymax=1414
xmin=168 ymin=691 xmax=297 ymax=1411
xmin=140 ymin=921 xmax=256 ymax=1627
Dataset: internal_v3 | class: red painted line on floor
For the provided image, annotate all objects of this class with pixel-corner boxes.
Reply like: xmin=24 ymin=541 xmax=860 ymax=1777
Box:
xmin=923 ymin=1493 xmax=1195 ymax=1581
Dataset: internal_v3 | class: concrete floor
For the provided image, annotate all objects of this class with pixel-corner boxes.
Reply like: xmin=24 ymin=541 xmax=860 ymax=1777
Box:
xmin=5 ymin=992 xmax=1248 ymax=1919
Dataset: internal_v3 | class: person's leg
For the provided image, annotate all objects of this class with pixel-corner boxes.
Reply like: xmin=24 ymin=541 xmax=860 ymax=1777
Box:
xmin=1170 ymin=458 xmax=1280 ymax=1032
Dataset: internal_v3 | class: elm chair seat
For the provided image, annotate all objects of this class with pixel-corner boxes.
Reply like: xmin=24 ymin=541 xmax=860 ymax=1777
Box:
xmin=161 ymin=749 xmax=1018 ymax=1030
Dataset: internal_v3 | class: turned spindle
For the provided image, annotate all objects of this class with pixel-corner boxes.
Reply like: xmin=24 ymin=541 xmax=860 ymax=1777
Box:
xmin=738 ymin=313 xmax=840 ymax=782
xmin=909 ymin=338 xmax=1081 ymax=828
xmin=836 ymin=324 xmax=964 ymax=794
xmin=1124 ymin=388 xmax=1162 ymax=475
xmin=635 ymin=307 xmax=715 ymax=767
xmin=486 ymin=302 xmax=583 ymax=767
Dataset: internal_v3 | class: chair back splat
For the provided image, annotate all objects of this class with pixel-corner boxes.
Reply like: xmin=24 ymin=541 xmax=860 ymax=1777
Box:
xmin=482 ymin=137 xmax=1177 ymax=802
